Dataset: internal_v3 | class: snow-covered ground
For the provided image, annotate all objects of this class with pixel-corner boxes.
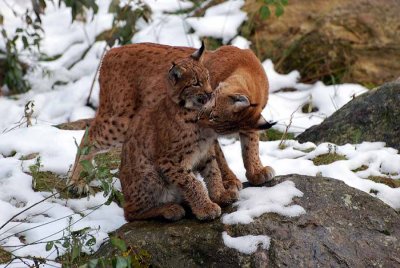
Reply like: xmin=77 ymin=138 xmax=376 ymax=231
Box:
xmin=0 ymin=0 xmax=399 ymax=266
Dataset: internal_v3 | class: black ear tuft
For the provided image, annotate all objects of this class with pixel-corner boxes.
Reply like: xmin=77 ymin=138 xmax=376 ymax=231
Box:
xmin=258 ymin=120 xmax=277 ymax=130
xmin=168 ymin=64 xmax=182 ymax=85
xmin=191 ymin=41 xmax=205 ymax=61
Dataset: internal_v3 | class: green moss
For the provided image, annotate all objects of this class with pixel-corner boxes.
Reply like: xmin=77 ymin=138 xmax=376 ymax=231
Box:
xmin=0 ymin=247 xmax=12 ymax=264
xmin=361 ymin=82 xmax=378 ymax=90
xmin=352 ymin=165 xmax=368 ymax=172
xmin=259 ymin=128 xmax=295 ymax=141
xmin=367 ymin=176 xmax=400 ymax=188
xmin=204 ymin=37 xmax=223 ymax=51
xmin=352 ymin=128 xmax=362 ymax=144
xmin=312 ymin=153 xmax=347 ymax=166
xmin=30 ymin=170 xmax=73 ymax=199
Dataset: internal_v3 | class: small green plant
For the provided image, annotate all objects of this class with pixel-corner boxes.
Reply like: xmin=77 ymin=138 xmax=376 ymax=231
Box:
xmin=83 ymin=236 xmax=151 ymax=268
xmin=45 ymin=217 xmax=97 ymax=268
xmin=30 ymin=156 xmax=43 ymax=190
xmin=258 ymin=0 xmax=288 ymax=20
xmin=1 ymin=29 xmax=30 ymax=94
xmin=0 ymin=5 xmax=44 ymax=94
xmin=352 ymin=165 xmax=368 ymax=173
xmin=73 ymin=128 xmax=124 ymax=205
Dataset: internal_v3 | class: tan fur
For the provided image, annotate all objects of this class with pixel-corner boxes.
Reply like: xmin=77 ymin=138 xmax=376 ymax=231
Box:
xmin=69 ymin=43 xmax=274 ymax=200
xmin=120 ymin=67 xmax=223 ymax=221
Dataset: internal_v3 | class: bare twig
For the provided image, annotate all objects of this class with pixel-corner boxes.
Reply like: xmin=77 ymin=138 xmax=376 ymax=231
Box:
xmin=86 ymin=43 xmax=107 ymax=107
xmin=278 ymin=104 xmax=302 ymax=148
xmin=0 ymin=186 xmax=71 ymax=231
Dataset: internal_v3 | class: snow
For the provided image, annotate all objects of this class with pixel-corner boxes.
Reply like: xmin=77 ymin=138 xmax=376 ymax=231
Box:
xmin=1 ymin=0 xmax=399 ymax=265
xmin=222 ymin=181 xmax=305 ymax=225
xmin=222 ymin=232 xmax=270 ymax=254
xmin=186 ymin=0 xmax=247 ymax=43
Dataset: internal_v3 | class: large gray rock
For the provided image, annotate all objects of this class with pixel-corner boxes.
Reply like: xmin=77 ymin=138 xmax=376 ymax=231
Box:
xmin=297 ymin=82 xmax=400 ymax=150
xmin=96 ymin=175 xmax=400 ymax=267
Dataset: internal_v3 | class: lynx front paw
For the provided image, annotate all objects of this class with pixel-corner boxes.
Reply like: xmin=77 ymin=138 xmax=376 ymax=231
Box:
xmin=214 ymin=189 xmax=239 ymax=206
xmin=223 ymin=174 xmax=243 ymax=192
xmin=66 ymin=177 xmax=91 ymax=195
xmin=162 ymin=204 xmax=186 ymax=221
xmin=246 ymin=166 xmax=276 ymax=186
xmin=193 ymin=202 xmax=221 ymax=221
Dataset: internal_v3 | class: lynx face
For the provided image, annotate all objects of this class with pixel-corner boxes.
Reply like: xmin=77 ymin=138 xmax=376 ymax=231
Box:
xmin=200 ymin=81 xmax=275 ymax=135
xmin=167 ymin=43 xmax=213 ymax=110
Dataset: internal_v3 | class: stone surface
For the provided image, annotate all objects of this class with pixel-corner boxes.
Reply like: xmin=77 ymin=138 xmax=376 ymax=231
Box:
xmin=297 ymin=82 xmax=400 ymax=150
xmin=95 ymin=175 xmax=400 ymax=267
xmin=242 ymin=0 xmax=400 ymax=86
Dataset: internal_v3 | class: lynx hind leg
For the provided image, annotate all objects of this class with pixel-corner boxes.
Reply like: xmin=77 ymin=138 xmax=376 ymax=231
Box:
xmin=240 ymin=131 xmax=276 ymax=186
xmin=214 ymin=141 xmax=243 ymax=192
xmin=198 ymin=146 xmax=239 ymax=206
xmin=124 ymin=202 xmax=185 ymax=221
xmin=120 ymin=141 xmax=185 ymax=221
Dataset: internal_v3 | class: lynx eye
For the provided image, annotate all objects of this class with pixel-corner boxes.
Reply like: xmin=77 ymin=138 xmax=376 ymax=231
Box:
xmin=193 ymin=81 xmax=202 ymax=87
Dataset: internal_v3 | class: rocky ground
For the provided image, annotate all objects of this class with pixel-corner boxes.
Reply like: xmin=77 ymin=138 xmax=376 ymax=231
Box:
xmin=298 ymin=81 xmax=400 ymax=150
xmin=95 ymin=175 xmax=400 ymax=268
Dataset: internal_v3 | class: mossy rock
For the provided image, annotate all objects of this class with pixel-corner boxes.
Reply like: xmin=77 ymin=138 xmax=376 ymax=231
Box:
xmin=94 ymin=175 xmax=400 ymax=267
xmin=297 ymin=82 xmax=400 ymax=150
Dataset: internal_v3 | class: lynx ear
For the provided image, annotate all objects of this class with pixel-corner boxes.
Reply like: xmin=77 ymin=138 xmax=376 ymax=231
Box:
xmin=256 ymin=116 xmax=277 ymax=130
xmin=231 ymin=94 xmax=250 ymax=112
xmin=191 ymin=41 xmax=205 ymax=62
xmin=168 ymin=63 xmax=183 ymax=85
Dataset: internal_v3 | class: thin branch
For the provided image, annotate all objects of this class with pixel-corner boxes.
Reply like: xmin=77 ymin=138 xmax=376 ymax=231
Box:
xmin=85 ymin=43 xmax=107 ymax=107
xmin=9 ymin=203 xmax=103 ymax=253
xmin=0 ymin=186 xmax=71 ymax=231
xmin=278 ymin=104 xmax=302 ymax=148
xmin=0 ymin=204 xmax=104 ymax=242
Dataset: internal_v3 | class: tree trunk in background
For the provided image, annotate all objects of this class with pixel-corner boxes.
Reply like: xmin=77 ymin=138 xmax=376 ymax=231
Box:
xmin=242 ymin=0 xmax=400 ymax=87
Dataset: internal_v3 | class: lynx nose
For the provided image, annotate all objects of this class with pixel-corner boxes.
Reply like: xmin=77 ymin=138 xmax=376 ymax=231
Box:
xmin=205 ymin=85 xmax=213 ymax=95
xmin=196 ymin=94 xmax=209 ymax=105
